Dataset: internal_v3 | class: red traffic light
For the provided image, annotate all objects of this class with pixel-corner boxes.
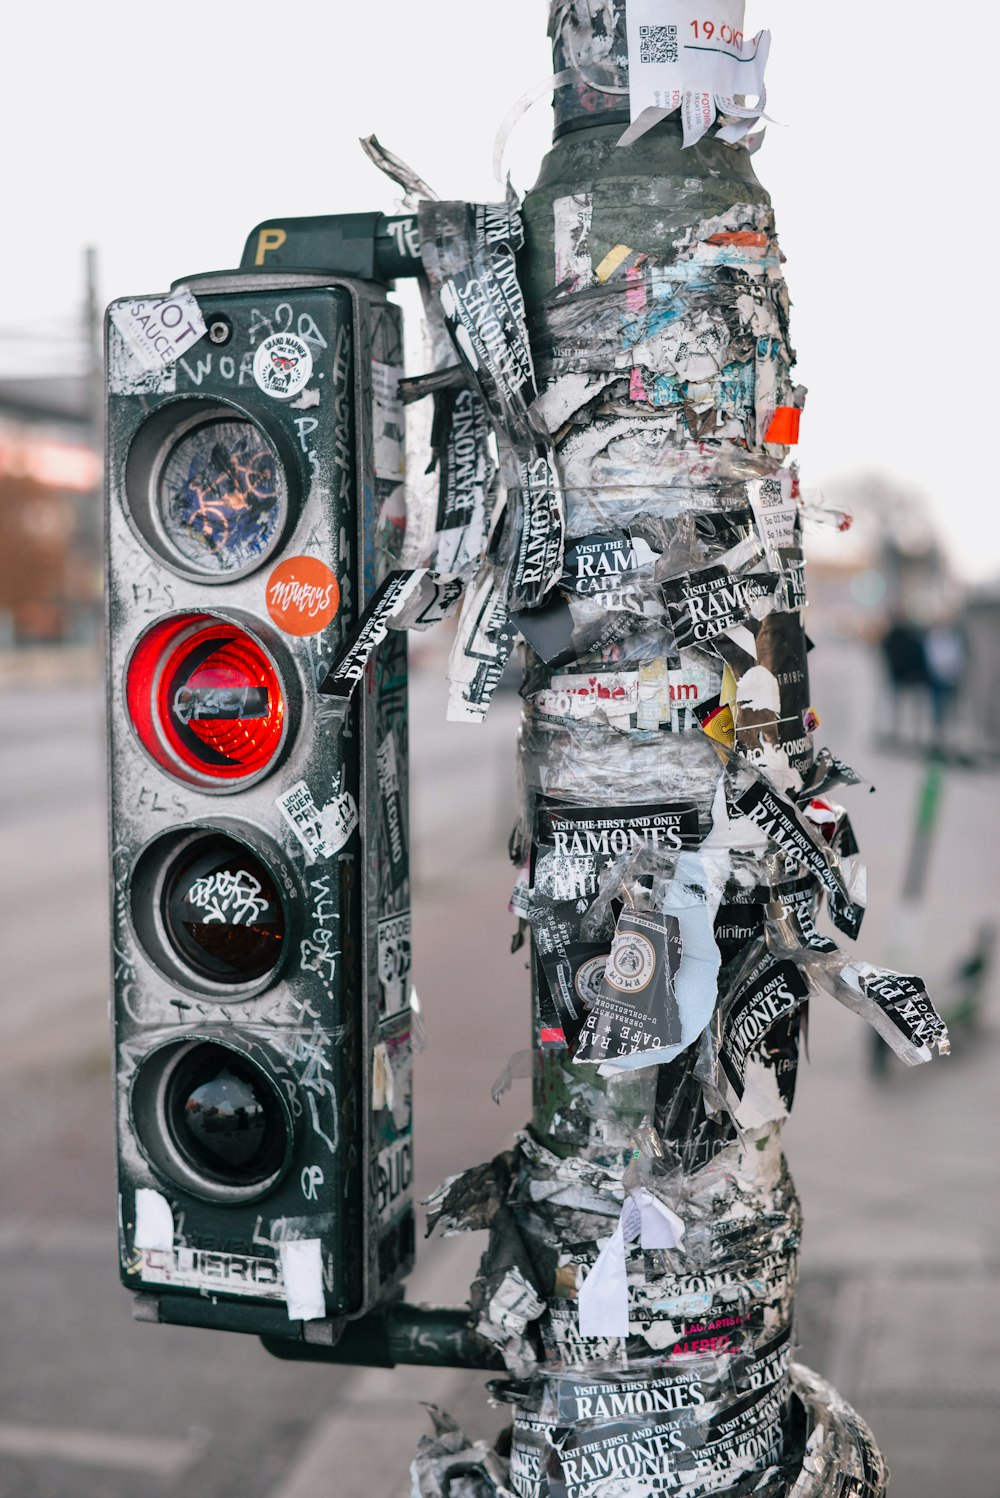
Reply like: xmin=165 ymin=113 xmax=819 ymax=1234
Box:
xmin=126 ymin=615 xmax=286 ymax=785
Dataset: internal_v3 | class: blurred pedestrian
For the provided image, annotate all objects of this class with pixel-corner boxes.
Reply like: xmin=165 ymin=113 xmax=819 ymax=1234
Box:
xmin=924 ymin=613 xmax=968 ymax=745
xmin=879 ymin=611 xmax=929 ymax=742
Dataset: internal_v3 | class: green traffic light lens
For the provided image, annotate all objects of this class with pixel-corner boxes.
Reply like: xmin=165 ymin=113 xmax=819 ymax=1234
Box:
xmin=164 ymin=1043 xmax=288 ymax=1188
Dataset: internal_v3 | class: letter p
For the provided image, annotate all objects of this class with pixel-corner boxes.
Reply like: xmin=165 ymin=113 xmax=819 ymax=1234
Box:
xmin=255 ymin=227 xmax=288 ymax=265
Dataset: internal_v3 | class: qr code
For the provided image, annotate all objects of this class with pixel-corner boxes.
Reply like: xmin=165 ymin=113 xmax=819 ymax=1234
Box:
xmin=639 ymin=23 xmax=678 ymax=63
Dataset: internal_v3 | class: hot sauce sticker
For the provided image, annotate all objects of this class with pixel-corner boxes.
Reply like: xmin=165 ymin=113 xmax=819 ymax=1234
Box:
xmin=266 ymin=556 xmax=340 ymax=635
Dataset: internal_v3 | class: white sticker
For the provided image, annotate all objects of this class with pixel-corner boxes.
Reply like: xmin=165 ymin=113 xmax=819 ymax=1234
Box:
xmin=623 ymin=0 xmax=769 ymax=148
xmin=109 ymin=287 xmax=206 ymax=372
xmin=372 ymin=1042 xmax=394 ymax=1112
xmin=133 ymin=1188 xmax=174 ymax=1251
xmin=371 ymin=360 xmax=405 ymax=481
xmin=253 ymin=332 xmax=314 ymax=401
xmin=276 ymin=780 xmax=357 ymax=865
xmin=748 ymin=474 xmax=797 ymax=569
xmin=319 ymin=789 xmax=359 ymax=855
xmin=278 ymin=1238 xmax=326 ymax=1321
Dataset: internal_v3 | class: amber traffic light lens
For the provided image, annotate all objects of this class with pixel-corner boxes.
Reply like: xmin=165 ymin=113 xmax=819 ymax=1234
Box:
xmin=160 ymin=833 xmax=285 ymax=985
xmin=127 ymin=615 xmax=284 ymax=784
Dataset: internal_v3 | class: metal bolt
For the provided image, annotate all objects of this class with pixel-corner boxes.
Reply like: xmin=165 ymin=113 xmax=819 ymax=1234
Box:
xmin=207 ymin=319 xmax=230 ymax=346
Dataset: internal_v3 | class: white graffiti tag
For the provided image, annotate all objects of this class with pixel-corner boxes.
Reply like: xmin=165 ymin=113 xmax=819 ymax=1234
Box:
xmin=186 ymin=868 xmax=269 ymax=926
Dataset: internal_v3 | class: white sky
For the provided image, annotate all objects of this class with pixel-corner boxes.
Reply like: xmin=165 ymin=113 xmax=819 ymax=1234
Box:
xmin=3 ymin=1 xmax=994 ymax=581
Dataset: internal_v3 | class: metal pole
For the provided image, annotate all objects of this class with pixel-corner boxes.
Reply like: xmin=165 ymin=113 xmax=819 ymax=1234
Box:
xmin=426 ymin=5 xmax=895 ymax=1492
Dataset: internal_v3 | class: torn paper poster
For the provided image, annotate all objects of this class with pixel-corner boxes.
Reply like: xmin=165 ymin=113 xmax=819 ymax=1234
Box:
xmin=554 ymin=193 xmax=595 ymax=294
xmin=318 ymin=568 xmax=427 ymax=711
xmin=109 ymin=286 xmax=206 ymax=371
xmin=419 ymin=198 xmax=565 ymax=611
xmin=834 ymin=964 xmax=950 ymax=1064
xmin=371 ymin=360 xmax=405 ymax=480
xmin=447 ymin=568 xmax=519 ymax=722
xmin=106 ymin=323 xmax=176 ymax=395
xmin=622 ymin=0 xmax=770 ymax=148
xmin=578 ymin=1189 xmax=685 ymax=1337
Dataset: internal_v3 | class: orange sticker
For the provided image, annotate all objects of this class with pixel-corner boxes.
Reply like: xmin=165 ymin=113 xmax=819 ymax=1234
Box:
xmin=764 ymin=407 xmax=801 ymax=445
xmin=265 ymin=556 xmax=340 ymax=636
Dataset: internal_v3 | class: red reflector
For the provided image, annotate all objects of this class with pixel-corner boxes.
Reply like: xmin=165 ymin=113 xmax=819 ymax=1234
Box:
xmin=127 ymin=615 xmax=284 ymax=783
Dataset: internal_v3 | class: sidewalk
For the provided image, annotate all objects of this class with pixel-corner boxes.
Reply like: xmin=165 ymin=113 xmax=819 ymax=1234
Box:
xmin=784 ymin=638 xmax=1000 ymax=1493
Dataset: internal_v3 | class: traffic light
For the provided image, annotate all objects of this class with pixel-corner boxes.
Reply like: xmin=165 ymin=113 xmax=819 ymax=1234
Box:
xmin=106 ymin=269 xmax=414 ymax=1347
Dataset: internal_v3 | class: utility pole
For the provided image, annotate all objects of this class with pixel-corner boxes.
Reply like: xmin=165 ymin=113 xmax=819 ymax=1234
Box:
xmin=412 ymin=5 xmax=945 ymax=1495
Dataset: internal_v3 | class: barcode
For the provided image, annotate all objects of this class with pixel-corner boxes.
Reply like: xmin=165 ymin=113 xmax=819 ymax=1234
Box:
xmin=639 ymin=23 xmax=678 ymax=64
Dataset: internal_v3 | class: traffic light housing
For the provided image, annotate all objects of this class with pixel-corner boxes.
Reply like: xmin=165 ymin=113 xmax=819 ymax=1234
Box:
xmin=106 ymin=270 xmax=414 ymax=1346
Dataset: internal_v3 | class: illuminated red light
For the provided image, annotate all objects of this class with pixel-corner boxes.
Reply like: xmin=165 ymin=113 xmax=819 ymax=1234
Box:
xmin=127 ymin=615 xmax=284 ymax=783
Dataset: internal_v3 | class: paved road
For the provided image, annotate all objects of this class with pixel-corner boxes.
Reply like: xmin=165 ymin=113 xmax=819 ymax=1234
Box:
xmin=0 ymin=639 xmax=998 ymax=1495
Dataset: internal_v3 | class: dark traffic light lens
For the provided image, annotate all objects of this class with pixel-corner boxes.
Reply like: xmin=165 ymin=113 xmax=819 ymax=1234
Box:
xmin=127 ymin=615 xmax=285 ymax=784
xmin=157 ymin=417 xmax=283 ymax=575
xmin=161 ymin=834 xmax=285 ymax=984
xmin=164 ymin=1044 xmax=288 ymax=1188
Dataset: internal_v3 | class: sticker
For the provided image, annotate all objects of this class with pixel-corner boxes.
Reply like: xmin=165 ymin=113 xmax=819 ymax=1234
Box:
xmin=663 ymin=560 xmax=778 ymax=649
xmin=107 ymin=324 xmax=176 ymax=395
xmin=109 ymin=287 xmax=206 ymax=372
xmin=623 ymin=0 xmax=770 ymax=149
xmin=320 ymin=788 xmax=359 ymax=854
xmin=277 ymin=1238 xmax=326 ymax=1321
xmin=747 ymin=474 xmax=797 ymax=570
xmin=133 ymin=1188 xmax=174 ymax=1251
xmin=575 ymin=910 xmax=684 ymax=1064
xmin=730 ymin=780 xmax=862 ymax=937
xmin=553 ymin=193 xmax=595 ymax=293
xmin=720 ymin=957 xmax=810 ymax=1100
xmin=253 ymin=331 xmax=314 ymax=401
xmin=376 ymin=1135 xmax=413 ymax=1224
xmin=376 ymin=735 xmax=408 ymax=893
xmin=433 ymin=387 xmax=493 ymax=575
xmin=266 ymin=556 xmax=340 ymax=636
xmin=138 ymin=1245 xmax=284 ymax=1300
xmin=319 ymin=570 xmax=426 ymax=705
xmin=276 ymin=780 xmax=357 ymax=865
xmin=377 ymin=912 xmax=412 ymax=1016
xmin=371 ymin=360 xmax=405 ymax=481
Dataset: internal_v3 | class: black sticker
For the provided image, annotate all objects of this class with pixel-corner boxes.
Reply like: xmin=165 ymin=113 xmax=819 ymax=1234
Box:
xmin=664 ymin=563 xmax=778 ymax=649
xmin=858 ymin=970 xmax=948 ymax=1055
xmin=318 ymin=570 xmax=421 ymax=703
xmin=720 ymin=957 xmax=810 ymax=1099
xmin=731 ymin=780 xmax=863 ymax=938
xmin=575 ymin=908 xmax=684 ymax=1063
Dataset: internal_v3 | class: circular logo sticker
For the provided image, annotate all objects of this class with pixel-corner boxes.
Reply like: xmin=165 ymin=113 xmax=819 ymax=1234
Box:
xmin=253 ymin=332 xmax=313 ymax=401
xmin=266 ymin=556 xmax=340 ymax=636
xmin=575 ymin=954 xmax=607 ymax=1008
xmin=604 ymin=929 xmax=656 ymax=994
